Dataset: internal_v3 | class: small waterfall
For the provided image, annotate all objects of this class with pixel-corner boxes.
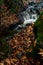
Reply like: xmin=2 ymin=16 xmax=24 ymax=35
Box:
xmin=23 ymin=11 xmax=30 ymax=20
xmin=22 ymin=11 xmax=30 ymax=27
xmin=22 ymin=11 xmax=38 ymax=27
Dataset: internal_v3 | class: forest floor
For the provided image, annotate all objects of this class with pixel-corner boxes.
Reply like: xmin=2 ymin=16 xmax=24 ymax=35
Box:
xmin=0 ymin=4 xmax=43 ymax=65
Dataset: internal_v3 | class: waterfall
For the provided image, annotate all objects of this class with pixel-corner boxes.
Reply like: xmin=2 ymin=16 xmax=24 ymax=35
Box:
xmin=22 ymin=11 xmax=38 ymax=27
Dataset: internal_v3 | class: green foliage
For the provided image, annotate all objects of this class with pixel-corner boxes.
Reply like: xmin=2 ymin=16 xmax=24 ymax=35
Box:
xmin=26 ymin=12 xmax=43 ymax=60
xmin=0 ymin=38 xmax=10 ymax=59
xmin=0 ymin=0 xmax=5 ymax=5
xmin=34 ymin=11 xmax=43 ymax=43
xmin=26 ymin=45 xmax=40 ymax=60
xmin=5 ymin=0 xmax=23 ymax=13
xmin=0 ymin=0 xmax=23 ymax=13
